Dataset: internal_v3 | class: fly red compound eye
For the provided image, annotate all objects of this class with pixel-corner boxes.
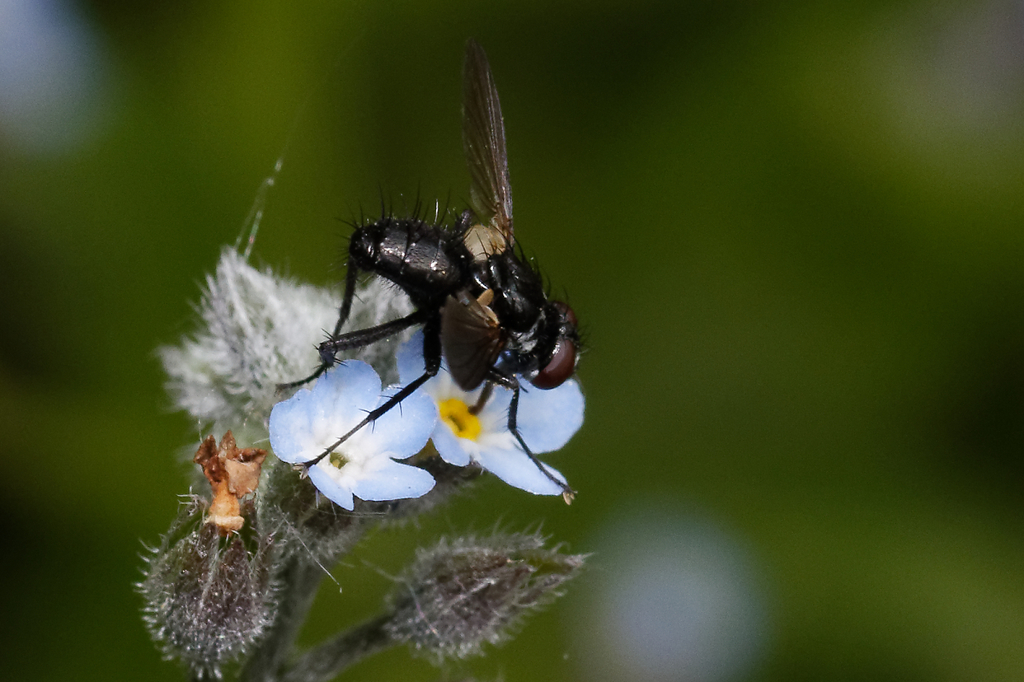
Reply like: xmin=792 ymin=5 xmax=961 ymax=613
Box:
xmin=532 ymin=338 xmax=577 ymax=389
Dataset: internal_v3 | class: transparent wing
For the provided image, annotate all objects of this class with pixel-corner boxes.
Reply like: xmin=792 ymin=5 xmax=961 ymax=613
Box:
xmin=442 ymin=289 xmax=506 ymax=390
xmin=463 ymin=39 xmax=514 ymax=245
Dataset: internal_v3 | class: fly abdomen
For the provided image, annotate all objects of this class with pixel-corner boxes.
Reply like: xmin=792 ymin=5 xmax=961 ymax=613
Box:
xmin=349 ymin=216 xmax=470 ymax=303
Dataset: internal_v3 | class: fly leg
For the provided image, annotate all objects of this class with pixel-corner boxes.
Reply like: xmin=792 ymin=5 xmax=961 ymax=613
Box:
xmin=488 ymin=370 xmax=576 ymax=504
xmin=468 ymin=382 xmax=493 ymax=415
xmin=329 ymin=261 xmax=360 ymax=339
xmin=277 ymin=297 xmax=429 ymax=391
xmin=304 ymin=311 xmax=443 ymax=467
xmin=277 ymin=264 xmax=363 ymax=389
xmin=316 ymin=308 xmax=429 ymax=367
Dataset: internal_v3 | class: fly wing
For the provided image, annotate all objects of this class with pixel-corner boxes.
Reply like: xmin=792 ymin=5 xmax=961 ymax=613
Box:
xmin=463 ymin=39 xmax=514 ymax=250
xmin=442 ymin=289 xmax=506 ymax=390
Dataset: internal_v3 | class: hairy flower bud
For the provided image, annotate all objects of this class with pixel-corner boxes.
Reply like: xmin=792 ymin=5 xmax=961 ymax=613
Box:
xmin=159 ymin=248 xmax=412 ymax=427
xmin=384 ymin=532 xmax=585 ymax=662
xmin=138 ymin=498 xmax=276 ymax=680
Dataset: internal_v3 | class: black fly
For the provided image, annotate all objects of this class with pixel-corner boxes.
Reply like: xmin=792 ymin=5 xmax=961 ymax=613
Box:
xmin=283 ymin=40 xmax=580 ymax=502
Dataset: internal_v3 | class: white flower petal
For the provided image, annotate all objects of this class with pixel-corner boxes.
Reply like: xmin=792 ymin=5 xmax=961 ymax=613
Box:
xmin=268 ymin=387 xmax=317 ymax=463
xmin=516 ymin=379 xmax=584 ymax=453
xmin=396 ymin=329 xmax=427 ymax=384
xmin=269 ymin=361 xmax=384 ymax=464
xmin=431 ymin=420 xmax=472 ymax=466
xmin=396 ymin=330 xmax=459 ymax=399
xmin=312 ymin=360 xmax=381 ymax=428
xmin=474 ymin=447 xmax=567 ymax=496
xmin=360 ymin=388 xmax=438 ymax=458
xmin=474 ymin=385 xmax=513 ymax=431
xmin=349 ymin=456 xmax=436 ymax=502
xmin=307 ymin=464 xmax=356 ymax=510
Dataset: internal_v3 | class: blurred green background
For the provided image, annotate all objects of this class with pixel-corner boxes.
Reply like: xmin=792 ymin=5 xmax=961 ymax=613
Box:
xmin=3 ymin=1 xmax=1024 ymax=680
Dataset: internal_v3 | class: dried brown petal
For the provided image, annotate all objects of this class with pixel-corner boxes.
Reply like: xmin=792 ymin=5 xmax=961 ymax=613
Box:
xmin=194 ymin=431 xmax=267 ymax=534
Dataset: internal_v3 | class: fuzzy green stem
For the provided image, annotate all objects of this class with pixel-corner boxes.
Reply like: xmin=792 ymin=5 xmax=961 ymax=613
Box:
xmin=280 ymin=615 xmax=394 ymax=682
xmin=240 ymin=557 xmax=325 ymax=682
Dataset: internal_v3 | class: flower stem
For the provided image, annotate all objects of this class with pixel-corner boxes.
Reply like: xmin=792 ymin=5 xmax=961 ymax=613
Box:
xmin=280 ymin=615 xmax=393 ymax=682
xmin=240 ymin=557 xmax=325 ymax=682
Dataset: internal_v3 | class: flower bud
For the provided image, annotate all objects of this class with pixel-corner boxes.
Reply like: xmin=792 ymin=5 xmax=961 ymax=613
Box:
xmin=138 ymin=498 xmax=276 ymax=679
xmin=384 ymin=532 xmax=585 ymax=662
xmin=159 ymin=249 xmax=413 ymax=426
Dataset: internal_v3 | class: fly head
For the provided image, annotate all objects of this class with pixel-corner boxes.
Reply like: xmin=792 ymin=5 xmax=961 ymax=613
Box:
xmin=529 ymin=300 xmax=579 ymax=390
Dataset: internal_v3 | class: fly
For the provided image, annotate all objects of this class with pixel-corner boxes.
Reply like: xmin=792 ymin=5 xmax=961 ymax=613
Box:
xmin=283 ymin=39 xmax=580 ymax=502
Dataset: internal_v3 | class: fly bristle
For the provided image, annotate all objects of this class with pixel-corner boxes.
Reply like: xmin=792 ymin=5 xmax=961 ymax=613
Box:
xmin=355 ymin=188 xmax=459 ymax=235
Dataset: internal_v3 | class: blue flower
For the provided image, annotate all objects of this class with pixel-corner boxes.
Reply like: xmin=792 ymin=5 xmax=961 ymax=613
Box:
xmin=396 ymin=331 xmax=584 ymax=496
xmin=269 ymin=360 xmax=438 ymax=510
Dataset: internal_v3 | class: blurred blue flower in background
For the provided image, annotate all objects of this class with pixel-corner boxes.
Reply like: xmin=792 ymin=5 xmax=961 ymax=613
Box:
xmin=269 ymin=360 xmax=437 ymax=510
xmin=0 ymin=0 xmax=113 ymax=155
xmin=571 ymin=505 xmax=769 ymax=682
xmin=396 ymin=331 xmax=584 ymax=496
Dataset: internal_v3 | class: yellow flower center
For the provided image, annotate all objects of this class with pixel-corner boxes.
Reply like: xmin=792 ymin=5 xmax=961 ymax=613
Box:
xmin=328 ymin=452 xmax=348 ymax=469
xmin=439 ymin=398 xmax=481 ymax=441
